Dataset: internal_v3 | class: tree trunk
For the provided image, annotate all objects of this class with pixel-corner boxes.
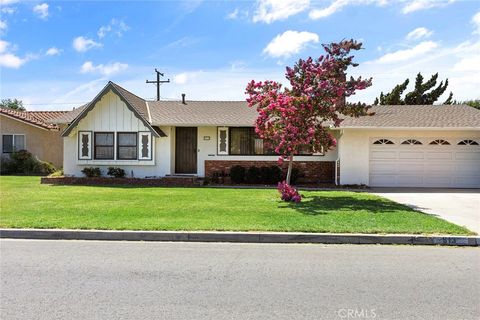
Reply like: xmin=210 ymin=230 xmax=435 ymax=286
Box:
xmin=286 ymin=156 xmax=294 ymax=185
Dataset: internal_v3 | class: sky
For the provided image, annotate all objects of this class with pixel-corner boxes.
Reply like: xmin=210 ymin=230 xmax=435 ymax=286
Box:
xmin=1 ymin=0 xmax=479 ymax=111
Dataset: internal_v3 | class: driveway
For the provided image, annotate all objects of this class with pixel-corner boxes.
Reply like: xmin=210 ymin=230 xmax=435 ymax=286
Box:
xmin=371 ymin=188 xmax=480 ymax=234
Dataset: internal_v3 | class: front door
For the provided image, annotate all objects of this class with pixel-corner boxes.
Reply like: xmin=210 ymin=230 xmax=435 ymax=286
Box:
xmin=175 ymin=127 xmax=197 ymax=174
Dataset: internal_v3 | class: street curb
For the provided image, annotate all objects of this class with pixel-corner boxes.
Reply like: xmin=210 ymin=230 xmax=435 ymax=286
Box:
xmin=1 ymin=229 xmax=479 ymax=246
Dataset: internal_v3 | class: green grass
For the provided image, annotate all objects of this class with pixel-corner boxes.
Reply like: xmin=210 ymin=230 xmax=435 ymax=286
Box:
xmin=0 ymin=176 xmax=471 ymax=235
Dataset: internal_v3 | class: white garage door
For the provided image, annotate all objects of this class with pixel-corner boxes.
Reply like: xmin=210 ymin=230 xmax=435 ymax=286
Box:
xmin=369 ymin=138 xmax=480 ymax=188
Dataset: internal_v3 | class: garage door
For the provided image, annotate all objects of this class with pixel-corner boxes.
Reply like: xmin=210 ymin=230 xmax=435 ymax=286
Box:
xmin=369 ymin=138 xmax=480 ymax=188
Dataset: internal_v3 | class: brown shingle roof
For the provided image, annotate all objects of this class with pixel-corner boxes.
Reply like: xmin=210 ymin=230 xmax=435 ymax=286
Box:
xmin=339 ymin=104 xmax=480 ymax=129
xmin=54 ymin=81 xmax=480 ymax=130
xmin=0 ymin=108 xmax=67 ymax=130
xmin=148 ymin=100 xmax=256 ymax=126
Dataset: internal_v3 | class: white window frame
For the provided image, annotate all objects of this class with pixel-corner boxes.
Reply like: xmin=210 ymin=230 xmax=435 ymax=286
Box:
xmin=2 ymin=134 xmax=26 ymax=153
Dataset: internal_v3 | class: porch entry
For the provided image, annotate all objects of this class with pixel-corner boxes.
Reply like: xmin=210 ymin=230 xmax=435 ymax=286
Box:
xmin=175 ymin=127 xmax=197 ymax=174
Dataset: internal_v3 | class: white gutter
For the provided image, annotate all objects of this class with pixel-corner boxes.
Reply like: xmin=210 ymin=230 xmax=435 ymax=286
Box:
xmin=329 ymin=126 xmax=480 ymax=131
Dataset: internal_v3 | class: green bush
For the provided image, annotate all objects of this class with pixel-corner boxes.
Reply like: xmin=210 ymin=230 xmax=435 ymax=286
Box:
xmin=229 ymin=165 xmax=245 ymax=184
xmin=246 ymin=166 xmax=261 ymax=184
xmin=269 ymin=166 xmax=283 ymax=184
xmin=81 ymin=167 xmax=101 ymax=178
xmin=107 ymin=167 xmax=126 ymax=178
xmin=289 ymin=167 xmax=303 ymax=185
xmin=0 ymin=150 xmax=56 ymax=175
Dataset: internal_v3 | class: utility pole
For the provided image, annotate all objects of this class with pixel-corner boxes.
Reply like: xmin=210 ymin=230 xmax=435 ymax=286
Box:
xmin=146 ymin=69 xmax=170 ymax=101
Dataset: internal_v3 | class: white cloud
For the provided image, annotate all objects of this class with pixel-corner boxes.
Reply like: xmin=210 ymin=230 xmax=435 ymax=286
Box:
xmin=263 ymin=30 xmax=319 ymax=59
xmin=0 ymin=0 xmax=19 ymax=5
xmin=375 ymin=41 xmax=438 ymax=64
xmin=80 ymin=61 xmax=128 ymax=76
xmin=173 ymin=72 xmax=195 ymax=84
xmin=97 ymin=19 xmax=129 ymax=38
xmin=46 ymin=47 xmax=61 ymax=56
xmin=406 ymin=27 xmax=433 ymax=41
xmin=1 ymin=7 xmax=16 ymax=14
xmin=72 ymin=36 xmax=102 ymax=52
xmin=472 ymin=11 xmax=480 ymax=35
xmin=33 ymin=3 xmax=49 ymax=20
xmin=226 ymin=8 xmax=239 ymax=19
xmin=253 ymin=0 xmax=310 ymax=23
xmin=309 ymin=0 xmax=387 ymax=20
xmin=0 ymin=40 xmax=28 ymax=68
xmin=0 ymin=39 xmax=9 ymax=53
xmin=0 ymin=19 xmax=7 ymax=31
xmin=402 ymin=0 xmax=455 ymax=14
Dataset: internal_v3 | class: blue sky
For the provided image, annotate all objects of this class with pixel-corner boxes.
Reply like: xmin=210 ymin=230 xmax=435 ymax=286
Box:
xmin=1 ymin=0 xmax=479 ymax=111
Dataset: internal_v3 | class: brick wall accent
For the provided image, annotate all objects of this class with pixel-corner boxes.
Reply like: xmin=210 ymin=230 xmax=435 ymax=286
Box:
xmin=205 ymin=160 xmax=335 ymax=184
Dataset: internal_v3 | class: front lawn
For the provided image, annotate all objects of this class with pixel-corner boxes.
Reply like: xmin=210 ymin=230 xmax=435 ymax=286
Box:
xmin=0 ymin=176 xmax=471 ymax=235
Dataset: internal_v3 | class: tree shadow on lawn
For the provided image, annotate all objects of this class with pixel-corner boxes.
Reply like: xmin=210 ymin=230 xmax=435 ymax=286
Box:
xmin=284 ymin=193 xmax=426 ymax=216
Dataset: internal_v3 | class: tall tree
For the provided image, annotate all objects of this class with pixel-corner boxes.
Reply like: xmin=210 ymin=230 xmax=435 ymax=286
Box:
xmin=245 ymin=40 xmax=372 ymax=201
xmin=0 ymin=99 xmax=26 ymax=111
xmin=373 ymin=73 xmax=452 ymax=105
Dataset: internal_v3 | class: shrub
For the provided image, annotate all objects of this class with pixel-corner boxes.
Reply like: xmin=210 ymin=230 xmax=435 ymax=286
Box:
xmin=0 ymin=150 xmax=56 ymax=175
xmin=260 ymin=166 xmax=282 ymax=184
xmin=107 ymin=167 xmax=126 ymax=178
xmin=289 ymin=167 xmax=303 ymax=185
xmin=229 ymin=165 xmax=245 ymax=184
xmin=277 ymin=181 xmax=302 ymax=202
xmin=81 ymin=167 xmax=101 ymax=178
xmin=49 ymin=169 xmax=64 ymax=177
xmin=246 ymin=166 xmax=261 ymax=184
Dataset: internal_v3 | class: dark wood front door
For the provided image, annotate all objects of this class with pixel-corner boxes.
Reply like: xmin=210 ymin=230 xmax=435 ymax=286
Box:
xmin=175 ymin=127 xmax=197 ymax=174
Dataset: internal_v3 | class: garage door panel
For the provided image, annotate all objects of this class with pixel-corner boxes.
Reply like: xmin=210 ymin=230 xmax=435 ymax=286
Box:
xmin=425 ymin=163 xmax=453 ymax=173
xmin=424 ymin=176 xmax=452 ymax=186
xmin=397 ymin=163 xmax=424 ymax=173
xmin=371 ymin=150 xmax=397 ymax=160
xmin=455 ymin=152 xmax=480 ymax=161
xmin=454 ymin=176 xmax=480 ymax=187
xmin=397 ymin=175 xmax=424 ymax=186
xmin=370 ymin=163 xmax=397 ymax=174
xmin=398 ymin=151 xmax=424 ymax=160
xmin=426 ymin=152 xmax=453 ymax=160
xmin=369 ymin=138 xmax=480 ymax=188
xmin=369 ymin=175 xmax=397 ymax=186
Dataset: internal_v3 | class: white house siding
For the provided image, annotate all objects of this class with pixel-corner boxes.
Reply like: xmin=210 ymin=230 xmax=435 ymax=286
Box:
xmin=338 ymin=128 xmax=480 ymax=186
xmin=196 ymin=126 xmax=338 ymax=177
xmin=63 ymin=90 xmax=171 ymax=177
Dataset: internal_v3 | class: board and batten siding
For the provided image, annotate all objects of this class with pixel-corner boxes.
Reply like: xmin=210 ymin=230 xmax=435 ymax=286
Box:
xmin=63 ymin=90 xmax=172 ymax=177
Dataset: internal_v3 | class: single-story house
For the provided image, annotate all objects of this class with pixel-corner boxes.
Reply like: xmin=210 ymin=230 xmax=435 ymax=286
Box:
xmin=53 ymin=81 xmax=480 ymax=188
xmin=0 ymin=108 xmax=67 ymax=168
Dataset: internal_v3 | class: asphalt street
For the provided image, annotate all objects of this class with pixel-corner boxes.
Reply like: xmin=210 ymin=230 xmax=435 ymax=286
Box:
xmin=1 ymin=239 xmax=479 ymax=320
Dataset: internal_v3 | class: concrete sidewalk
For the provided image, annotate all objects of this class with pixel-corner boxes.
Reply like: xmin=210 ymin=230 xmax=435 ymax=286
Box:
xmin=1 ymin=229 xmax=478 ymax=246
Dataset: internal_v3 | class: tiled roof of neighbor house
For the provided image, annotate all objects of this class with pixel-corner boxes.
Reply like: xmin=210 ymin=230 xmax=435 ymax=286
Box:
xmin=55 ymin=81 xmax=480 ymax=130
xmin=339 ymin=104 xmax=480 ymax=129
xmin=0 ymin=108 xmax=68 ymax=130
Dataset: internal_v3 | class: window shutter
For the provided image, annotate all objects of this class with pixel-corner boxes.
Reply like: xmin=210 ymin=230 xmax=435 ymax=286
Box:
xmin=217 ymin=127 xmax=229 ymax=155
xmin=138 ymin=132 xmax=152 ymax=160
xmin=78 ymin=131 xmax=92 ymax=160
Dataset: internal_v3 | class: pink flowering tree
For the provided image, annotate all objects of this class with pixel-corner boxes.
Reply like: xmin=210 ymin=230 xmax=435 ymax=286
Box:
xmin=245 ymin=40 xmax=373 ymax=201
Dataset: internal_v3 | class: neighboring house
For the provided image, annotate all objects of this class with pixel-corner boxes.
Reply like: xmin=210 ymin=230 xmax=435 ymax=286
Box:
xmin=0 ymin=108 xmax=67 ymax=168
xmin=54 ymin=81 xmax=480 ymax=188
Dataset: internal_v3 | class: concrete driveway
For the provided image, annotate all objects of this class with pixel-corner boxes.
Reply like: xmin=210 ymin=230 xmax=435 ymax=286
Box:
xmin=371 ymin=188 xmax=480 ymax=234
